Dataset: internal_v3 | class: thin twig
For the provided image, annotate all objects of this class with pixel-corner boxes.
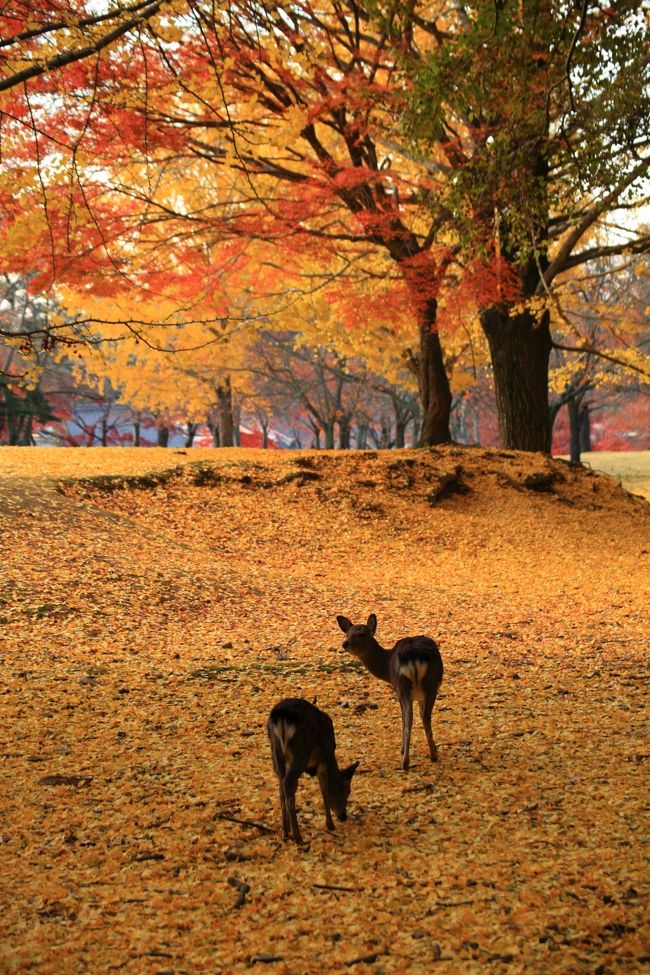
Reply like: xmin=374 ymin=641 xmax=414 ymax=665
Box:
xmin=214 ymin=813 xmax=275 ymax=834
xmin=313 ymin=882 xmax=364 ymax=893
xmin=346 ymin=950 xmax=388 ymax=966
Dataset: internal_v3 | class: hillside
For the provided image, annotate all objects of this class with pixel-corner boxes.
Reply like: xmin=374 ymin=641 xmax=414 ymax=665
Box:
xmin=1 ymin=446 xmax=648 ymax=975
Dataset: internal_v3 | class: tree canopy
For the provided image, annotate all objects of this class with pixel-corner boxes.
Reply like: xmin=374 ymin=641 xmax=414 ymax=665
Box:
xmin=1 ymin=1 xmax=648 ymax=449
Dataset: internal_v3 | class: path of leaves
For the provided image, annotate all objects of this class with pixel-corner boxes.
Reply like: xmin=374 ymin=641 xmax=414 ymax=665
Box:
xmin=1 ymin=446 xmax=648 ymax=975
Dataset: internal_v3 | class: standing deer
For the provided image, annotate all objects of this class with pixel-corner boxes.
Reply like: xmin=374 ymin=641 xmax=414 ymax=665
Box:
xmin=336 ymin=613 xmax=444 ymax=771
xmin=268 ymin=697 xmax=359 ymax=845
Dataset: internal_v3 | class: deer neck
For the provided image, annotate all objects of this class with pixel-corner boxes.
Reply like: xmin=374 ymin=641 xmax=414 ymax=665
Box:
xmin=358 ymin=638 xmax=391 ymax=683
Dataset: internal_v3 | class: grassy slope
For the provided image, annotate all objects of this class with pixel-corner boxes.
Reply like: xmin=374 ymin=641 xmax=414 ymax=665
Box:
xmin=1 ymin=446 xmax=648 ymax=975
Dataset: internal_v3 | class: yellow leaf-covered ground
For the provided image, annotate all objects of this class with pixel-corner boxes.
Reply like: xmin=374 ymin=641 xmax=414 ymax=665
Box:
xmin=1 ymin=446 xmax=648 ymax=975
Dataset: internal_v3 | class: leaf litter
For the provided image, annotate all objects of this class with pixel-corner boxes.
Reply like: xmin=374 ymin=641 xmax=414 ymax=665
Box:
xmin=0 ymin=445 xmax=648 ymax=974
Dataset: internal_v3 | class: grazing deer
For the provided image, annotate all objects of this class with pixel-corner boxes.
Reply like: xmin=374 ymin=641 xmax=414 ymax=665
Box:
xmin=268 ymin=697 xmax=359 ymax=845
xmin=336 ymin=613 xmax=443 ymax=771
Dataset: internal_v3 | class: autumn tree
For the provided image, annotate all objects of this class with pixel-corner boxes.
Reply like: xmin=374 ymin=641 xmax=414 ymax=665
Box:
xmin=403 ymin=0 xmax=650 ymax=450
xmin=0 ymin=0 xmax=462 ymax=445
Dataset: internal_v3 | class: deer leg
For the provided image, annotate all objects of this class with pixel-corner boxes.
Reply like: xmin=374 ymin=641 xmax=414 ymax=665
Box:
xmin=419 ymin=692 xmax=439 ymax=762
xmin=282 ymin=770 xmax=304 ymax=845
xmin=279 ymin=779 xmax=290 ymax=838
xmin=400 ymin=696 xmax=414 ymax=771
xmin=270 ymin=740 xmax=290 ymax=838
xmin=317 ymin=765 xmax=335 ymax=832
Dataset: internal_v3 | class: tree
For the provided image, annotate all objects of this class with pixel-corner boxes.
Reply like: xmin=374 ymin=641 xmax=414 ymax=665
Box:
xmin=0 ymin=0 xmax=460 ymax=444
xmin=404 ymin=0 xmax=650 ymax=450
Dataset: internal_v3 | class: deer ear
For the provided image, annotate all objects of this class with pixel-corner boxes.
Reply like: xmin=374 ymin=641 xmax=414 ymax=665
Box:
xmin=366 ymin=613 xmax=377 ymax=635
xmin=336 ymin=615 xmax=352 ymax=634
xmin=343 ymin=760 xmax=360 ymax=780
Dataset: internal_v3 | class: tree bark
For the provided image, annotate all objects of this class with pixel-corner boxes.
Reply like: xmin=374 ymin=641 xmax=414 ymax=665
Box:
xmin=579 ymin=403 xmax=591 ymax=453
xmin=233 ymin=402 xmax=241 ymax=446
xmin=157 ymin=424 xmax=169 ymax=447
xmin=415 ymin=302 xmax=452 ymax=446
xmin=133 ymin=420 xmax=141 ymax=446
xmin=338 ymin=416 xmax=351 ymax=450
xmin=184 ymin=422 xmax=198 ymax=447
xmin=568 ymin=397 xmax=581 ymax=463
xmin=355 ymin=420 xmax=369 ymax=449
xmin=395 ymin=417 xmax=406 ymax=449
xmin=217 ymin=379 xmax=234 ymax=447
xmin=480 ymin=306 xmax=552 ymax=452
xmin=323 ymin=419 xmax=335 ymax=450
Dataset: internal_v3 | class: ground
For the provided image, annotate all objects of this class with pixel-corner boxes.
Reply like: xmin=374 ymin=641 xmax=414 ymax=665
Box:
xmin=0 ymin=446 xmax=648 ymax=975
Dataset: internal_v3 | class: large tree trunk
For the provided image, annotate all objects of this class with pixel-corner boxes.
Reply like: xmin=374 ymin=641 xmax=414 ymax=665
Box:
xmin=415 ymin=302 xmax=452 ymax=446
xmin=481 ymin=306 xmax=552 ymax=452
xmin=184 ymin=422 xmax=198 ymax=448
xmin=157 ymin=424 xmax=169 ymax=447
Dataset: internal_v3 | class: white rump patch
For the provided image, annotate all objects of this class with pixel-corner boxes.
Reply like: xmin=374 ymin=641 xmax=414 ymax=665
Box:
xmin=398 ymin=660 xmax=429 ymax=702
xmin=272 ymin=718 xmax=297 ymax=758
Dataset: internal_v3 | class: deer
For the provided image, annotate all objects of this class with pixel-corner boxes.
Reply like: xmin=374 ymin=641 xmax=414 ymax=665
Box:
xmin=267 ymin=697 xmax=359 ymax=845
xmin=336 ymin=613 xmax=444 ymax=771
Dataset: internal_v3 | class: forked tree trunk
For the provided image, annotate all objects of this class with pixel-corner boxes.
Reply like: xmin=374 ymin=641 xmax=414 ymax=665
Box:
xmin=481 ymin=306 xmax=552 ymax=452
xmin=415 ymin=302 xmax=452 ymax=447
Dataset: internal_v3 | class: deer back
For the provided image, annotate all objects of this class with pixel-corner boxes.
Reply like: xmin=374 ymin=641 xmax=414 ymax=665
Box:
xmin=389 ymin=636 xmax=444 ymax=696
xmin=268 ymin=697 xmax=336 ymax=775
